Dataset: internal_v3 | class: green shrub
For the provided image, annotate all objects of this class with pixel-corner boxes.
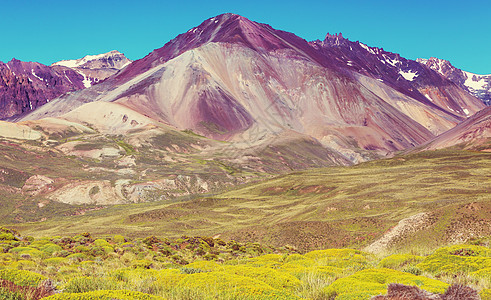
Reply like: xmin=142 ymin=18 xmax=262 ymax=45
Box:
xmin=44 ymin=257 xmax=69 ymax=266
xmin=66 ymin=253 xmax=90 ymax=262
xmin=177 ymin=271 xmax=300 ymax=299
xmin=42 ymin=289 xmax=164 ymax=300
xmin=93 ymin=239 xmax=110 ymax=248
xmin=9 ymin=260 xmax=37 ymax=270
xmin=481 ymin=288 xmax=491 ymax=300
xmin=63 ymin=276 xmax=119 ymax=293
xmin=223 ymin=265 xmax=301 ymax=290
xmin=470 ymin=267 xmax=491 ymax=279
xmin=304 ymin=249 xmax=371 ymax=270
xmin=417 ymin=244 xmax=491 ymax=275
xmin=131 ymin=259 xmax=152 ymax=269
xmin=0 ymin=233 xmax=15 ymax=241
xmin=0 ymin=269 xmax=46 ymax=287
xmin=239 ymin=254 xmax=284 ymax=268
xmin=378 ymin=254 xmax=424 ymax=269
xmin=324 ymin=268 xmax=448 ymax=299
xmin=40 ymin=243 xmax=63 ymax=255
xmin=113 ymin=235 xmax=125 ymax=244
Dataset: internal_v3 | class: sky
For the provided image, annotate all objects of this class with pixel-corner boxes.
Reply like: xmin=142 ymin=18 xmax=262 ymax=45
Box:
xmin=1 ymin=0 xmax=490 ymax=74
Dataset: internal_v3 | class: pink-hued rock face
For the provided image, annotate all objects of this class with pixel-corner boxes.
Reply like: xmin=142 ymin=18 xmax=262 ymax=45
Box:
xmin=15 ymin=13 xmax=488 ymax=162
xmin=0 ymin=51 xmax=131 ymax=119
xmin=0 ymin=59 xmax=85 ymax=119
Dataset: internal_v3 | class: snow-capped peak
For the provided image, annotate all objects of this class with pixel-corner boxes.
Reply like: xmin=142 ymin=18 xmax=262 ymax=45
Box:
xmin=52 ymin=50 xmax=131 ymax=70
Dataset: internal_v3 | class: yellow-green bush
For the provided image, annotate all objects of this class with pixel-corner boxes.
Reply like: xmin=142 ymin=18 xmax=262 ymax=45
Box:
xmin=223 ymin=265 xmax=301 ymax=290
xmin=0 ymin=253 xmax=14 ymax=262
xmin=154 ymin=269 xmax=187 ymax=290
xmin=131 ymin=259 xmax=152 ymax=269
xmin=417 ymin=244 xmax=491 ymax=274
xmin=177 ymin=271 xmax=300 ymax=299
xmin=0 ymin=268 xmax=46 ymax=287
xmin=0 ymin=233 xmax=15 ymax=241
xmin=324 ymin=268 xmax=448 ymax=299
xmin=8 ymin=259 xmax=37 ymax=270
xmin=40 ymin=243 xmax=63 ymax=255
xmin=284 ymin=254 xmax=309 ymax=263
xmin=284 ymin=265 xmax=343 ymax=280
xmin=481 ymin=288 xmax=491 ymax=300
xmin=102 ymin=246 xmax=114 ymax=254
xmin=94 ymin=239 xmax=110 ymax=247
xmin=29 ymin=238 xmax=53 ymax=248
xmin=42 ymin=289 xmax=164 ymax=300
xmin=238 ymin=254 xmax=284 ymax=268
xmin=304 ymin=249 xmax=371 ymax=270
xmin=45 ymin=257 xmax=69 ymax=266
xmin=378 ymin=254 xmax=424 ymax=269
xmin=471 ymin=267 xmax=491 ymax=279
xmin=113 ymin=235 xmax=125 ymax=244
xmin=63 ymin=276 xmax=119 ymax=293
xmin=66 ymin=253 xmax=90 ymax=262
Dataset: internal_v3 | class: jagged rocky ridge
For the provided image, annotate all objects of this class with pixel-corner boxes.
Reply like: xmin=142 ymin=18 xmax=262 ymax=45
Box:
xmin=417 ymin=57 xmax=491 ymax=106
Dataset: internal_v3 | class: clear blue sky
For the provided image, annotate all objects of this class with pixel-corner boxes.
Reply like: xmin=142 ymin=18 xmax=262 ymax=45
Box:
xmin=1 ymin=0 xmax=490 ymax=74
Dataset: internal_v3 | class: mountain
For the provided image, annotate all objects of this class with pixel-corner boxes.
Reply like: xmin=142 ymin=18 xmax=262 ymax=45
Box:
xmin=52 ymin=50 xmax=132 ymax=87
xmin=18 ymin=13 xmax=484 ymax=164
xmin=0 ymin=59 xmax=85 ymax=119
xmin=417 ymin=57 xmax=491 ymax=106
xmin=0 ymin=51 xmax=130 ymax=119
xmin=417 ymin=106 xmax=491 ymax=151
xmin=310 ymin=34 xmax=484 ymax=118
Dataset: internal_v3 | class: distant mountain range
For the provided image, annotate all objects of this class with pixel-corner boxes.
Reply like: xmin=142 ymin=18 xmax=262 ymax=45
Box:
xmin=7 ymin=13 xmax=484 ymax=163
xmin=0 ymin=51 xmax=131 ymax=119
xmin=0 ymin=13 xmax=489 ymax=166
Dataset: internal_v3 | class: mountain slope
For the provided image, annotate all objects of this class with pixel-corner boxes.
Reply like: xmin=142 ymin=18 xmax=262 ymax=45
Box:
xmin=418 ymin=106 xmax=491 ymax=151
xmin=417 ymin=57 xmax=491 ymax=106
xmin=18 ymin=14 xmax=485 ymax=164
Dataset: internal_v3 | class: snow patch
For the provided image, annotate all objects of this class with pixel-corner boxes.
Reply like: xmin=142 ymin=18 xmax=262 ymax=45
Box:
xmin=64 ymin=71 xmax=73 ymax=84
xmin=359 ymin=43 xmax=375 ymax=55
xmin=31 ymin=69 xmax=44 ymax=81
xmin=386 ymin=57 xmax=400 ymax=67
xmin=120 ymin=61 xmax=131 ymax=69
xmin=80 ymin=72 xmax=91 ymax=88
xmin=399 ymin=70 xmax=418 ymax=81
xmin=73 ymin=70 xmax=92 ymax=88
xmin=424 ymin=94 xmax=433 ymax=102
xmin=463 ymin=71 xmax=488 ymax=90
xmin=463 ymin=108 xmax=469 ymax=115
